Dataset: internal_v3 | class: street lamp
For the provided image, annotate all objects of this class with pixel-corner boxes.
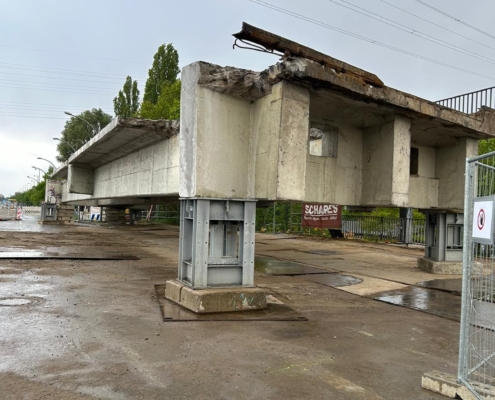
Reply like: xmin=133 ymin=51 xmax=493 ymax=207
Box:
xmin=32 ymin=166 xmax=46 ymax=182
xmin=64 ymin=111 xmax=98 ymax=135
xmin=27 ymin=176 xmax=38 ymax=186
xmin=37 ymin=157 xmax=56 ymax=169
xmin=53 ymin=137 xmax=76 ymax=152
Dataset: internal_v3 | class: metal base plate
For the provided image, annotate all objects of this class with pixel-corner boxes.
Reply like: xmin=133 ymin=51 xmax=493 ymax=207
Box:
xmin=0 ymin=251 xmax=139 ymax=260
xmin=154 ymin=285 xmax=307 ymax=322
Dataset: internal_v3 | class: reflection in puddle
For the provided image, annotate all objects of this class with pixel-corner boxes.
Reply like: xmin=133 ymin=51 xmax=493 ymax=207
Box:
xmin=374 ymin=287 xmax=461 ymax=320
xmin=417 ymin=279 xmax=462 ymax=294
xmin=0 ymin=217 xmax=62 ymax=233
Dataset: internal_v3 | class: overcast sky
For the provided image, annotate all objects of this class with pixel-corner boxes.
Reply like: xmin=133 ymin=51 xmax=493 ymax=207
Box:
xmin=1 ymin=0 xmax=495 ymax=197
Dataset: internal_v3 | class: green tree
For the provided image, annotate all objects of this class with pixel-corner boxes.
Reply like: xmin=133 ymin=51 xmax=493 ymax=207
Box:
xmin=140 ymin=80 xmax=181 ymax=120
xmin=143 ymin=43 xmax=180 ymax=104
xmin=113 ymin=76 xmax=140 ymax=117
xmin=479 ymin=139 xmax=495 ymax=156
xmin=12 ymin=167 xmax=54 ymax=205
xmin=57 ymin=109 xmax=112 ymax=162
xmin=140 ymin=43 xmax=181 ymax=120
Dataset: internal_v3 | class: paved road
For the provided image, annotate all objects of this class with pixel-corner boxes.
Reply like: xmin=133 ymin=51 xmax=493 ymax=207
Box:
xmin=0 ymin=224 xmax=455 ymax=399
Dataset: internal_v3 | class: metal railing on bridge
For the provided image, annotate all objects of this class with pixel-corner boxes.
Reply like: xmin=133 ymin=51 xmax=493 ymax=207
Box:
xmin=436 ymin=86 xmax=495 ymax=114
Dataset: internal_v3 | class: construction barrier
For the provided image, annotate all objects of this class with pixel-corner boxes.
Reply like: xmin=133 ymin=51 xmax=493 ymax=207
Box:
xmin=16 ymin=206 xmax=22 ymax=220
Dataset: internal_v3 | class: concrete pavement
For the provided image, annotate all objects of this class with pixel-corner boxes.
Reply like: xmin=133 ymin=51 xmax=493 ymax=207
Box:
xmin=0 ymin=221 xmax=459 ymax=399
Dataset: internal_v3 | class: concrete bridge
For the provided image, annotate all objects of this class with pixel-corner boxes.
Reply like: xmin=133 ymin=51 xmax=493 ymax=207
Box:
xmin=49 ymin=23 xmax=495 ymax=312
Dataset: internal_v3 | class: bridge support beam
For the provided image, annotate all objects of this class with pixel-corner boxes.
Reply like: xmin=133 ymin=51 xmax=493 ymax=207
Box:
xmin=165 ymin=198 xmax=266 ymax=313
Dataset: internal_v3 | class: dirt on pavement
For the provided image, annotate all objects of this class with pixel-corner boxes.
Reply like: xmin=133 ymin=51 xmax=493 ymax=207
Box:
xmin=0 ymin=220 xmax=458 ymax=399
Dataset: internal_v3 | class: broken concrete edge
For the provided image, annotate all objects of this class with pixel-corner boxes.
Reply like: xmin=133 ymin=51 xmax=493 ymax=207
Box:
xmin=422 ymin=370 xmax=487 ymax=400
xmin=195 ymin=58 xmax=495 ymax=139
xmin=165 ymin=280 xmax=267 ymax=314
xmin=233 ymin=22 xmax=384 ymax=87
xmin=417 ymin=257 xmax=483 ymax=275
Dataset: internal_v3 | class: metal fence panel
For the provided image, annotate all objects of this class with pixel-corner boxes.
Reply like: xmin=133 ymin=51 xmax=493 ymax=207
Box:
xmin=256 ymin=203 xmax=426 ymax=245
xmin=459 ymin=152 xmax=495 ymax=399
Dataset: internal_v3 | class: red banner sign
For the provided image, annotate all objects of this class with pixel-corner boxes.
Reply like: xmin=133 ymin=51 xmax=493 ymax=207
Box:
xmin=302 ymin=204 xmax=342 ymax=229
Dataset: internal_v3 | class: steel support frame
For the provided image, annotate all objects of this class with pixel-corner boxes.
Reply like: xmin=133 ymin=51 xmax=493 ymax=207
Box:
xmin=178 ymin=198 xmax=256 ymax=289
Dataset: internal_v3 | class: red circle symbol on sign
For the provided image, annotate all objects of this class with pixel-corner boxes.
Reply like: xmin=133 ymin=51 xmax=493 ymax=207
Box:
xmin=478 ymin=209 xmax=486 ymax=230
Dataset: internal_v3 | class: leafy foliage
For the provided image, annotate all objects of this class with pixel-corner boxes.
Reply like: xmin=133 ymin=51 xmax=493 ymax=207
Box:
xmin=57 ymin=109 xmax=112 ymax=162
xmin=139 ymin=43 xmax=180 ymax=120
xmin=12 ymin=167 xmax=54 ymax=205
xmin=479 ymin=139 xmax=495 ymax=156
xmin=140 ymin=80 xmax=181 ymax=120
xmin=143 ymin=43 xmax=180 ymax=105
xmin=113 ymin=76 xmax=140 ymax=117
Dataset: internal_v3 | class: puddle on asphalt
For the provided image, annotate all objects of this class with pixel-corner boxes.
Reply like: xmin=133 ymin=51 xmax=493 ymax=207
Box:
xmin=417 ymin=278 xmax=462 ymax=295
xmin=373 ymin=286 xmax=461 ymax=320
xmin=0 ymin=298 xmax=32 ymax=306
xmin=304 ymin=273 xmax=363 ymax=288
xmin=255 ymin=257 xmax=328 ymax=275
xmin=0 ymin=217 xmax=63 ymax=233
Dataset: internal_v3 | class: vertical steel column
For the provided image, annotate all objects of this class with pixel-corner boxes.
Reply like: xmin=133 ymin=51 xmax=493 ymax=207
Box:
xmin=191 ymin=200 xmax=210 ymax=288
xmin=241 ymin=201 xmax=256 ymax=287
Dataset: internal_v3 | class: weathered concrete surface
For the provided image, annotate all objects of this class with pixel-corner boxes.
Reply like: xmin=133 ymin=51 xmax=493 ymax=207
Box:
xmin=165 ymin=280 xmax=266 ymax=313
xmin=267 ymin=58 xmax=495 ymax=138
xmin=68 ymin=165 xmax=94 ymax=195
xmin=417 ymin=257 xmax=463 ymax=275
xmin=421 ymin=371 xmax=459 ymax=398
xmin=422 ymin=370 xmax=494 ymax=400
xmin=58 ymin=56 xmax=490 ymax=210
xmin=0 ymin=221 xmax=460 ymax=399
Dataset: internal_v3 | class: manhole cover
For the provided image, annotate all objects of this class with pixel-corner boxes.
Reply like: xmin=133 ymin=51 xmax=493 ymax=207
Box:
xmin=0 ymin=298 xmax=32 ymax=306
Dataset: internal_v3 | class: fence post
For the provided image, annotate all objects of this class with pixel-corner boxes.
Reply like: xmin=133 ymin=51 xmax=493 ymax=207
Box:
xmin=458 ymin=160 xmax=475 ymax=382
xmin=272 ymin=202 xmax=276 ymax=233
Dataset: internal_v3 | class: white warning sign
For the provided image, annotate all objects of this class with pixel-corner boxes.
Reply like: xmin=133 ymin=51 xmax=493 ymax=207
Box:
xmin=473 ymin=197 xmax=495 ymax=244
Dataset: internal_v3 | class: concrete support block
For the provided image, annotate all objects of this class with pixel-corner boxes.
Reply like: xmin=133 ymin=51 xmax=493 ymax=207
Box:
xmin=68 ymin=165 xmax=94 ymax=195
xmin=165 ymin=280 xmax=182 ymax=304
xmin=422 ymin=370 xmax=493 ymax=399
xmin=106 ymin=208 xmax=126 ymax=225
xmin=417 ymin=257 xmax=462 ymax=274
xmin=165 ymin=280 xmax=266 ymax=314
xmin=421 ymin=371 xmax=459 ymax=398
xmin=418 ymin=257 xmax=482 ymax=275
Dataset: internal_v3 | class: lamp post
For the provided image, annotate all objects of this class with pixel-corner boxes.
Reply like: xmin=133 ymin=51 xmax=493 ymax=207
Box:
xmin=27 ymin=175 xmax=38 ymax=185
xmin=53 ymin=137 xmax=76 ymax=152
xmin=32 ymin=166 xmax=46 ymax=182
xmin=37 ymin=157 xmax=56 ymax=169
xmin=64 ymin=111 xmax=98 ymax=135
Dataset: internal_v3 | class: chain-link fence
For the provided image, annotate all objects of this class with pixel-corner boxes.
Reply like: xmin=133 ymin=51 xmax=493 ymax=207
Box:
xmin=459 ymin=151 xmax=495 ymax=399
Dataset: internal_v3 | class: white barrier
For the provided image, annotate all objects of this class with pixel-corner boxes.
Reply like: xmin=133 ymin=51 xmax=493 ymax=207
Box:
xmin=21 ymin=206 xmax=42 ymax=215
